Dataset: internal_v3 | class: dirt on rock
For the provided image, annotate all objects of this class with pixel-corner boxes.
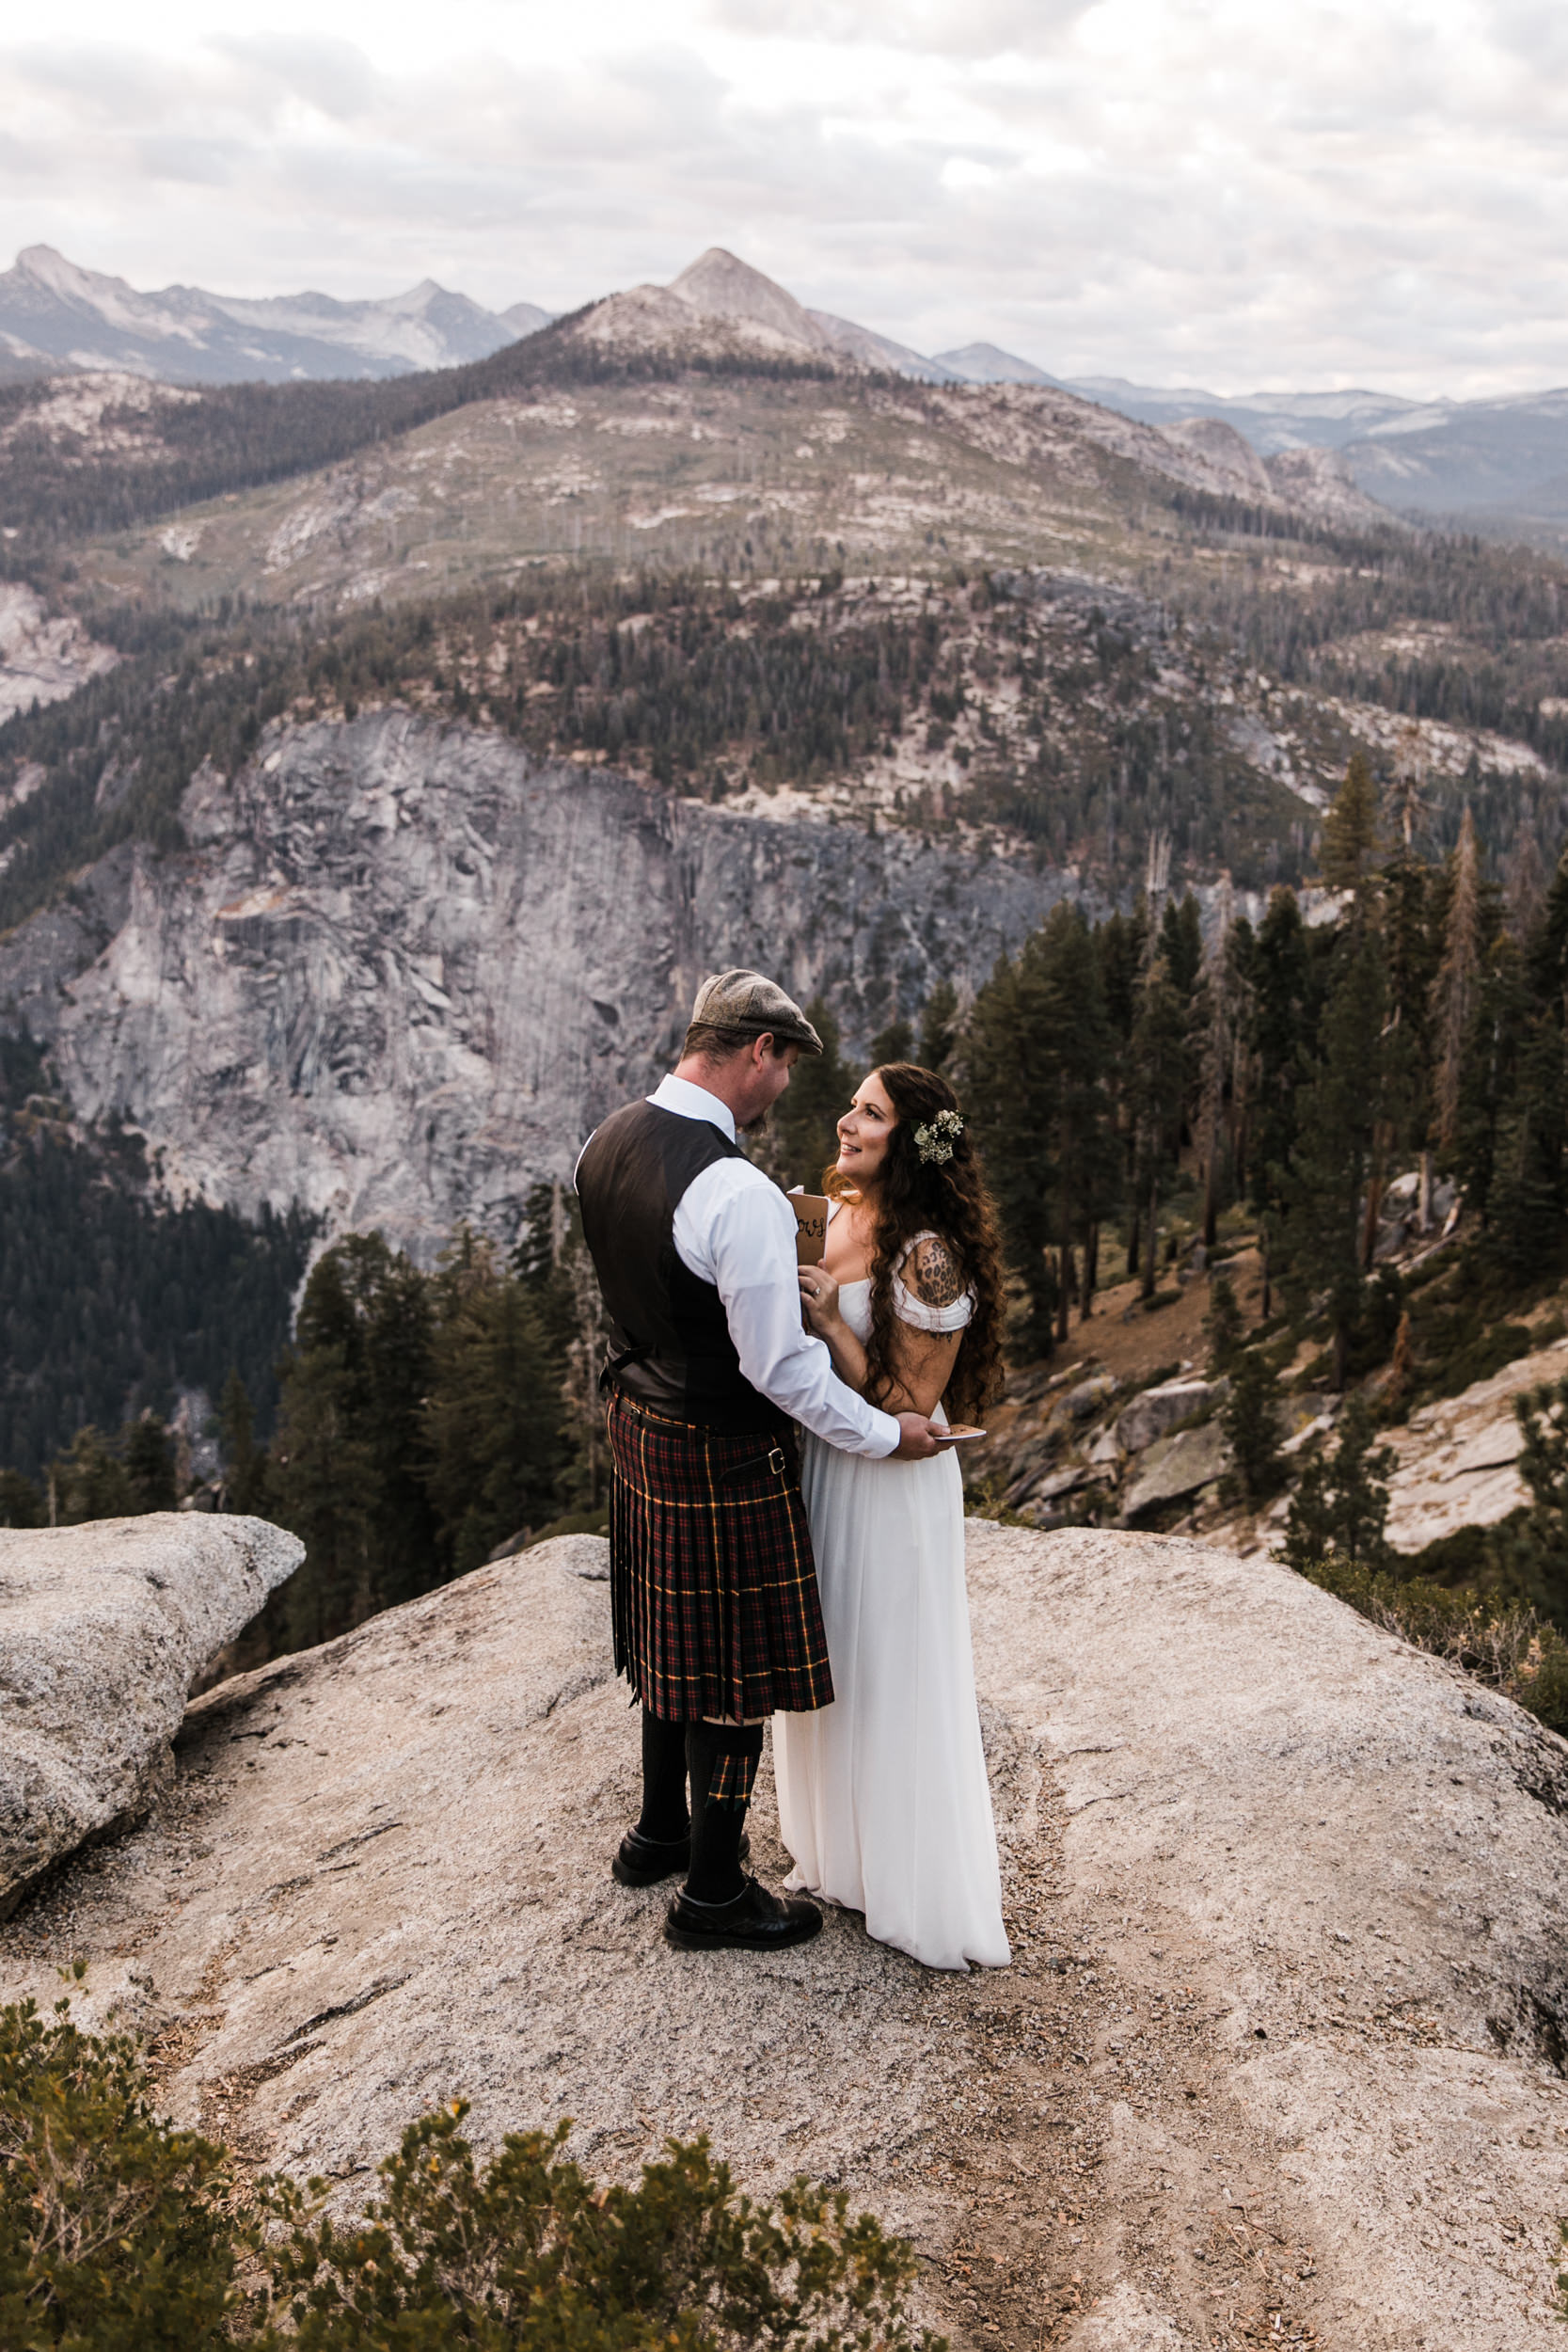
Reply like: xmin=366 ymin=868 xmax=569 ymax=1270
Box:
xmin=3 ymin=1523 xmax=1567 ymax=2350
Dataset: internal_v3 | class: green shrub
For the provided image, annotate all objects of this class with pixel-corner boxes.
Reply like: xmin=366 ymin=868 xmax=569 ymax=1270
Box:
xmin=0 ymin=1998 xmax=942 ymax=2352
xmin=1298 ymin=1558 xmax=1568 ymax=1735
xmin=0 ymin=1985 xmax=242 ymax=2349
xmin=263 ymin=2106 xmax=938 ymax=2352
xmin=1402 ymin=1517 xmax=1515 ymax=1592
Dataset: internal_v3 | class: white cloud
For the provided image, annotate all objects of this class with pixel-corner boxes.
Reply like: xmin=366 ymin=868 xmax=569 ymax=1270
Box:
xmin=0 ymin=0 xmax=1566 ymax=394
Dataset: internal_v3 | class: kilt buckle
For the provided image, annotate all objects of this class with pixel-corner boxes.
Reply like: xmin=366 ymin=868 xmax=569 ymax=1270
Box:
xmin=767 ymin=1444 xmax=785 ymax=1479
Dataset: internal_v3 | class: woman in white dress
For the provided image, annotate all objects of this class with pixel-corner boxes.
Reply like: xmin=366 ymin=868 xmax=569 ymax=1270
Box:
xmin=773 ymin=1061 xmax=1011 ymax=1972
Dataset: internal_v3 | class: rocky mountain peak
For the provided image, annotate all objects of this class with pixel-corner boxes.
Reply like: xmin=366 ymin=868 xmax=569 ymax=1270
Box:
xmin=16 ymin=244 xmax=81 ymax=292
xmin=1158 ymin=413 xmax=1275 ymax=500
xmin=667 ymin=246 xmax=834 ymax=353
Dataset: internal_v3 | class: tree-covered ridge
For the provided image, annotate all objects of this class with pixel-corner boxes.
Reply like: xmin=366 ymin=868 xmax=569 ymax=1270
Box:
xmin=0 ymin=1033 xmax=312 ymax=1481
xmin=3 ymin=556 xmax=1524 ymax=944
xmin=1164 ymin=524 xmax=1568 ymax=773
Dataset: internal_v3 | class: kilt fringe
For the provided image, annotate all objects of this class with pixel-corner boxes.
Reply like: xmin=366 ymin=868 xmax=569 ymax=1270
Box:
xmin=607 ymin=1392 xmax=833 ymax=1722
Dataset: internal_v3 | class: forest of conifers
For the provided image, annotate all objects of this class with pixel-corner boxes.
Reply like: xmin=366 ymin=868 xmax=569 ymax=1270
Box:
xmin=1 ymin=746 xmax=1561 ymax=1660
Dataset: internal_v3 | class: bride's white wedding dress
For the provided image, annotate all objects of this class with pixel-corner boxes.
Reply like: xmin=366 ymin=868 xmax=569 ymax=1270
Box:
xmin=773 ymin=1241 xmax=1011 ymax=1972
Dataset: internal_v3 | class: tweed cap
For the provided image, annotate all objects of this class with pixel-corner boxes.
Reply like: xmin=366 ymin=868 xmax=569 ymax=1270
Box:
xmin=689 ymin=968 xmax=824 ymax=1056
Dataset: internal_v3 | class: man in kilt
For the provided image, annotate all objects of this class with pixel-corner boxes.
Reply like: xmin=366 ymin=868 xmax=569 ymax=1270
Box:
xmin=576 ymin=970 xmax=940 ymax=1953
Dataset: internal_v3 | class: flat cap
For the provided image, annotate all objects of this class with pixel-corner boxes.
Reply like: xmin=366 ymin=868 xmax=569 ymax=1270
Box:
xmin=689 ymin=968 xmax=824 ymax=1056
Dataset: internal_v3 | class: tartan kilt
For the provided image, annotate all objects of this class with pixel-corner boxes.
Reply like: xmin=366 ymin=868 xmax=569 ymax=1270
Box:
xmin=606 ymin=1391 xmax=834 ymax=1722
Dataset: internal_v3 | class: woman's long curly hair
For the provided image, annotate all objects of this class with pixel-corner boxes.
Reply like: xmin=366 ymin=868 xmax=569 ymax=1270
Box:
xmin=822 ymin=1061 xmax=1006 ymax=1424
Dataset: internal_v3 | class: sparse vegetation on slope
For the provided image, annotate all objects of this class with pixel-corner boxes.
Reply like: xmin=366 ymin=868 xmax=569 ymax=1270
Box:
xmin=0 ymin=1992 xmax=937 ymax=2352
xmin=0 ymin=312 xmax=845 ymax=562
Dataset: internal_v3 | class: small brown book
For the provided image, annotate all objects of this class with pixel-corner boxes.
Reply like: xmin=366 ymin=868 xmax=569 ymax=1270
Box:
xmin=790 ymin=1190 xmax=830 ymax=1266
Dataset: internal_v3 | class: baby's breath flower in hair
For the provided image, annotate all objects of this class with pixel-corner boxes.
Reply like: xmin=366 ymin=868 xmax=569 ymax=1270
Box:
xmin=913 ymin=1107 xmax=964 ymax=1165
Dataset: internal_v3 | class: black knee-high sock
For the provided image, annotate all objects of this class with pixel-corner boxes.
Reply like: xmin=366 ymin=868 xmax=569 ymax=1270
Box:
xmin=636 ymin=1708 xmax=689 ymax=1844
xmin=685 ymin=1721 xmax=764 ymax=1905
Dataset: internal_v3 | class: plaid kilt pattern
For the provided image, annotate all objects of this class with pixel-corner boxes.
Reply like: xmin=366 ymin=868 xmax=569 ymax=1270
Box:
xmin=606 ymin=1392 xmax=834 ymax=1722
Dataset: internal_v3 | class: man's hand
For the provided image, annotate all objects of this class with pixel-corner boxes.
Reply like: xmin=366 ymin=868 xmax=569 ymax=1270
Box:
xmin=893 ymin=1411 xmax=942 ymax=1460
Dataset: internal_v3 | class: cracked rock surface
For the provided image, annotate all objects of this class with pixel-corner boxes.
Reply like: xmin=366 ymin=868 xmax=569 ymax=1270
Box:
xmin=4 ymin=1525 xmax=1568 ymax=2348
xmin=0 ymin=1512 xmax=303 ymax=1915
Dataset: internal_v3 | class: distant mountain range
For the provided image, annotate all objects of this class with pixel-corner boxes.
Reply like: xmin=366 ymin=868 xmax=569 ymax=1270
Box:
xmin=0 ymin=246 xmax=551 ymax=384
xmin=7 ymin=241 xmax=1568 ymax=537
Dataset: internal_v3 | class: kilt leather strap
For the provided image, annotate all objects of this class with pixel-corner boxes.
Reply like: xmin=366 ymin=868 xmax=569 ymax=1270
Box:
xmin=720 ymin=1443 xmax=788 ymax=1484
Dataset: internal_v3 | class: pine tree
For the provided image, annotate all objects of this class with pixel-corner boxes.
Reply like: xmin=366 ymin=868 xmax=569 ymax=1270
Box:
xmin=1381 ymin=848 xmax=1438 ymax=1226
xmin=1243 ymin=886 xmax=1318 ymax=1320
xmin=219 ymin=1368 xmax=268 ymax=1515
xmin=1224 ymin=913 xmax=1257 ymax=1203
xmin=271 ymin=1339 xmax=378 ymax=1646
xmin=1431 ymin=804 xmax=1482 ymax=1155
xmin=123 ymin=1414 xmax=177 ymax=1513
xmin=1159 ymin=892 xmax=1204 ymax=998
xmin=1528 ymin=840 xmax=1568 ymax=1041
xmin=51 ymin=1427 xmax=135 ymax=1524
xmin=0 ymin=1468 xmax=42 ymax=1526
xmin=358 ymin=1244 xmax=439 ymax=1608
xmin=1320 ymin=750 xmax=1381 ymax=897
xmin=1028 ymin=904 xmax=1119 ymax=1336
xmin=1504 ymin=818 xmax=1547 ymax=940
xmin=1484 ymin=1013 xmax=1568 ymax=1275
xmin=869 ymin=1018 xmax=915 ymax=1066
xmin=514 ymin=1183 xmax=608 ymax=1510
xmin=1191 ymin=882 xmax=1236 ymax=1250
xmin=1128 ymin=952 xmax=1189 ymax=1304
xmin=422 ymin=1233 xmax=569 ymax=1574
xmin=1221 ymin=1349 xmax=1285 ymax=1505
xmin=1094 ymin=907 xmax=1148 ymax=1274
xmin=1282 ymin=1399 xmax=1398 ymax=1574
xmin=769 ymin=995 xmax=852 ymax=1188
xmin=963 ymin=951 xmax=1059 ymax=1353
xmin=917 ymin=980 xmax=958 ymax=1073
xmin=1453 ymin=928 xmax=1528 ymax=1228
xmin=1277 ymin=927 xmax=1387 ymax=1390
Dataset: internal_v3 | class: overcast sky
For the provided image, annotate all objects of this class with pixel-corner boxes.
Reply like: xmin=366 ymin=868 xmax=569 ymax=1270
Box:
xmin=3 ymin=0 xmax=1565 ymax=398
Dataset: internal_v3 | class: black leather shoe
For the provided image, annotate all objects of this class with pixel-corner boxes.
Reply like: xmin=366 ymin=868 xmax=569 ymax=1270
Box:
xmin=664 ymin=1875 xmax=822 ymax=1952
xmin=613 ymin=1828 xmax=748 ymax=1887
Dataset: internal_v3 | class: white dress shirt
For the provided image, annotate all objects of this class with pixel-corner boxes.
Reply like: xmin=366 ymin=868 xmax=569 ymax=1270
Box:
xmin=583 ymin=1072 xmax=899 ymax=1459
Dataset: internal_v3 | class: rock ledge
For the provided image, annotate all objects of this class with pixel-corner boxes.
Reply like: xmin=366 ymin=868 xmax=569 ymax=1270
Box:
xmin=0 ymin=1512 xmax=302 ymax=1913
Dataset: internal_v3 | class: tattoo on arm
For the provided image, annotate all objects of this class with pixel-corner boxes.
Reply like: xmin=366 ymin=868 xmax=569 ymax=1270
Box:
xmin=908 ymin=1235 xmax=965 ymax=1309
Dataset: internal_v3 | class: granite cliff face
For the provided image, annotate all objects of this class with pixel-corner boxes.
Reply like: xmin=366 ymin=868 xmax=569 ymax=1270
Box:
xmin=0 ymin=708 xmax=1073 ymax=1253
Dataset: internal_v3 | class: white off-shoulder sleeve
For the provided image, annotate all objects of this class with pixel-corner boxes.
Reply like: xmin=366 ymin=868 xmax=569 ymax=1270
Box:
xmin=893 ymin=1232 xmax=974 ymax=1333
